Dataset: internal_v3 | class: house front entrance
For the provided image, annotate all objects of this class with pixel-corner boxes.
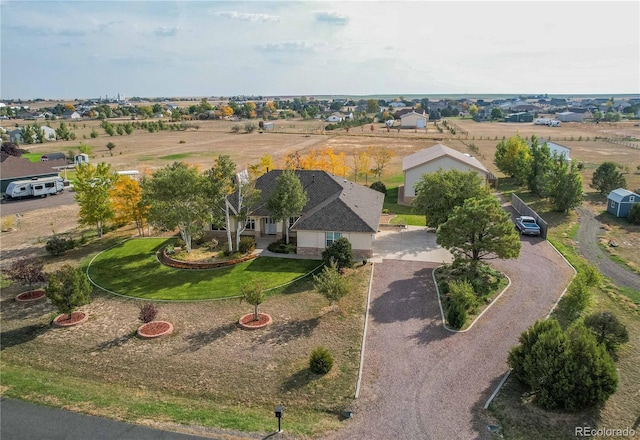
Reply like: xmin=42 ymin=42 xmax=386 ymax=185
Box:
xmin=265 ymin=217 xmax=277 ymax=235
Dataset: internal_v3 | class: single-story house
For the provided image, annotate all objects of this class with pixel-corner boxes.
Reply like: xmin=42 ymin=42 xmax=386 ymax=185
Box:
xmin=400 ymin=110 xmax=428 ymax=129
xmin=0 ymin=154 xmax=66 ymax=193
xmin=541 ymin=141 xmax=571 ymax=160
xmin=8 ymin=126 xmax=57 ymax=143
xmin=400 ymin=143 xmax=491 ymax=205
xmin=62 ymin=111 xmax=82 ymax=120
xmin=556 ymin=111 xmax=584 ymax=123
xmin=220 ymin=169 xmax=384 ymax=259
xmin=607 ymin=188 xmax=639 ymax=218
xmin=325 ymin=112 xmax=345 ymax=123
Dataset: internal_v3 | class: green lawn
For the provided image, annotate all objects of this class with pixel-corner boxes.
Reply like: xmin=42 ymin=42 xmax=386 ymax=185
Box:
xmin=87 ymin=238 xmax=323 ymax=300
xmin=382 ymin=185 xmax=425 ymax=226
xmin=22 ymin=152 xmax=42 ymax=162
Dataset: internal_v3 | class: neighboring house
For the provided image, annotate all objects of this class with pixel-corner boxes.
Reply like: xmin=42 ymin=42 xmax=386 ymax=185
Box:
xmin=607 ymin=188 xmax=639 ymax=218
xmin=8 ymin=126 xmax=57 ymax=143
xmin=221 ymin=170 xmax=384 ymax=259
xmin=505 ymin=112 xmax=534 ymax=123
xmin=325 ymin=112 xmax=345 ymax=123
xmin=0 ymin=154 xmax=65 ymax=193
xmin=540 ymin=141 xmax=571 ymax=160
xmin=41 ymin=152 xmax=67 ymax=162
xmin=401 ymin=143 xmax=491 ymax=205
xmin=556 ymin=111 xmax=584 ymax=122
xmin=400 ymin=110 xmax=428 ymax=128
xmin=62 ymin=111 xmax=81 ymax=119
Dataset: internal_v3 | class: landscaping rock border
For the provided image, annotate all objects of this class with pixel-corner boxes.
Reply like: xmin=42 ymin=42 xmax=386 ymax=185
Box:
xmin=159 ymin=248 xmax=257 ymax=269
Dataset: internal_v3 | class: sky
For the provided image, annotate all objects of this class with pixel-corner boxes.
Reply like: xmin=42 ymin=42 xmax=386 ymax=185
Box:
xmin=1 ymin=0 xmax=639 ymax=100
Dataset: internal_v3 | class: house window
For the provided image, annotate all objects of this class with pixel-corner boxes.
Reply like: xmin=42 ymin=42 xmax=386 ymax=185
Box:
xmin=245 ymin=218 xmax=256 ymax=230
xmin=326 ymin=231 xmax=342 ymax=247
xmin=289 ymin=216 xmax=300 ymax=229
xmin=610 ymin=200 xmax=616 ymax=208
xmin=630 ymin=196 xmax=635 ymax=203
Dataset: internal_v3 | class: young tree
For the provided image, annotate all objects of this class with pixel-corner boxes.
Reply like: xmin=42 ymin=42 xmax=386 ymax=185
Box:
xmin=490 ymin=107 xmax=503 ymax=120
xmin=313 ymin=260 xmax=350 ymax=312
xmin=74 ymin=162 xmax=118 ymax=237
xmin=321 ymin=237 xmax=354 ymax=272
xmin=413 ymin=169 xmax=488 ymax=228
xmin=494 ymin=135 xmax=530 ymax=184
xmin=45 ymin=264 xmax=92 ymax=319
xmin=468 ymin=104 xmax=479 ymax=118
xmin=239 ymin=279 xmax=266 ymax=321
xmin=8 ymin=258 xmax=46 ymax=292
xmin=109 ymin=177 xmax=149 ymax=236
xmin=205 ymin=155 xmax=237 ymax=252
xmin=526 ymin=136 xmax=552 ymax=196
xmin=583 ymin=311 xmax=629 ymax=355
xmin=56 ymin=121 xmax=71 ymax=140
xmin=436 ymin=195 xmax=521 ymax=269
xmin=106 ymin=142 xmax=116 ymax=155
xmin=267 ymin=170 xmax=308 ymax=245
xmin=545 ymin=156 xmax=583 ymax=212
xmin=591 ymin=162 xmax=626 ymax=195
xmin=369 ymin=147 xmax=394 ymax=181
xmin=229 ymin=171 xmax=262 ymax=252
xmin=143 ymin=162 xmax=212 ymax=252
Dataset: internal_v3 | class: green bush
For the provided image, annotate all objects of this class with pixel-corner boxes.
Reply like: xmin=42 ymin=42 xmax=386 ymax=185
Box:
xmin=309 ymin=346 xmax=334 ymax=375
xmin=370 ymin=181 xmax=387 ymax=194
xmin=628 ymin=203 xmax=640 ymax=225
xmin=45 ymin=236 xmax=76 ymax=256
xmin=447 ymin=280 xmax=477 ymax=313
xmin=321 ymin=237 xmax=353 ymax=272
xmin=446 ymin=299 xmax=467 ymax=329
xmin=508 ymin=319 xmax=618 ymax=411
xmin=267 ymin=239 xmax=296 ymax=254
xmin=239 ymin=237 xmax=255 ymax=254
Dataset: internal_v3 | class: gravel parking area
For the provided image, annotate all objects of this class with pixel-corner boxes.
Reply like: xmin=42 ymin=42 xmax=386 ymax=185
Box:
xmin=327 ymin=237 xmax=574 ymax=440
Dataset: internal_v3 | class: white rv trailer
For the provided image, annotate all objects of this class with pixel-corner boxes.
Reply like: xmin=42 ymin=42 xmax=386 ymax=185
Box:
xmin=4 ymin=176 xmax=65 ymax=199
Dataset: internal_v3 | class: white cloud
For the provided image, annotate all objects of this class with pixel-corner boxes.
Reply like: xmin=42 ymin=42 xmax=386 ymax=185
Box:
xmin=213 ymin=11 xmax=281 ymax=23
xmin=154 ymin=26 xmax=179 ymax=37
xmin=315 ymin=11 xmax=349 ymax=25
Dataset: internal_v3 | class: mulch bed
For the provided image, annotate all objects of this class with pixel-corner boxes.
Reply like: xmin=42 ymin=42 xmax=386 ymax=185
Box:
xmin=137 ymin=320 xmax=174 ymax=338
xmin=53 ymin=311 xmax=88 ymax=327
xmin=238 ymin=313 xmax=272 ymax=329
xmin=15 ymin=290 xmax=46 ymax=302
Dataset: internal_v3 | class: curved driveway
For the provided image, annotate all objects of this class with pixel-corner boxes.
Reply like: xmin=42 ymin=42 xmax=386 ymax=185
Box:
xmin=329 ymin=231 xmax=574 ymax=439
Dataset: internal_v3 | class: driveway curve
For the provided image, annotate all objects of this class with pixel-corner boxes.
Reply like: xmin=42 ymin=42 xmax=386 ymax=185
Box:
xmin=575 ymin=206 xmax=640 ymax=291
xmin=328 ymin=238 xmax=573 ymax=439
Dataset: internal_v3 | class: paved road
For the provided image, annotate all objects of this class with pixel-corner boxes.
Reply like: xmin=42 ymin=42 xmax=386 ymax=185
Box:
xmin=328 ymin=237 xmax=574 ymax=439
xmin=1 ymin=189 xmax=76 ymax=216
xmin=575 ymin=206 xmax=640 ymax=292
xmin=0 ymin=398 xmax=263 ymax=440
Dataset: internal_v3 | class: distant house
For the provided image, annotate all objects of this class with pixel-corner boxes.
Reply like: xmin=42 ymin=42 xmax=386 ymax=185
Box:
xmin=607 ymin=188 xmax=639 ymax=218
xmin=556 ymin=111 xmax=584 ymax=123
xmin=41 ymin=152 xmax=66 ymax=162
xmin=0 ymin=154 xmax=66 ymax=193
xmin=401 ymin=143 xmax=491 ymax=205
xmin=400 ymin=110 xmax=428 ymax=129
xmin=8 ymin=126 xmax=56 ymax=143
xmin=62 ymin=111 xmax=81 ymax=120
xmin=325 ymin=112 xmax=345 ymax=123
xmin=221 ymin=170 xmax=384 ymax=259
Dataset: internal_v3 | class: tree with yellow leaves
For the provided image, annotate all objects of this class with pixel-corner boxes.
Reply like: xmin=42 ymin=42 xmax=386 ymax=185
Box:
xmin=369 ymin=147 xmax=394 ymax=181
xmin=109 ymin=177 xmax=149 ymax=236
xmin=353 ymin=150 xmax=371 ymax=183
xmin=248 ymin=154 xmax=274 ymax=178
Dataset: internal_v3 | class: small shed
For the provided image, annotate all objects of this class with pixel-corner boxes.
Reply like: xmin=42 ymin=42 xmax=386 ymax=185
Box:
xmin=41 ymin=152 xmax=66 ymax=162
xmin=74 ymin=153 xmax=89 ymax=166
xmin=400 ymin=110 xmax=428 ymax=128
xmin=607 ymin=188 xmax=639 ymax=218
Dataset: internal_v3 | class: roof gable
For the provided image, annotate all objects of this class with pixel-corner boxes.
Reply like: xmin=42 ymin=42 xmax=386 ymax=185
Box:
xmin=402 ymin=143 xmax=489 ymax=174
xmin=0 ymin=154 xmax=66 ymax=180
xmin=608 ymin=188 xmax=639 ymax=202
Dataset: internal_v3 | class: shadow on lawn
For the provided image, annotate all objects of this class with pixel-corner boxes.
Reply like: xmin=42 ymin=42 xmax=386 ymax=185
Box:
xmin=95 ymin=332 xmax=136 ymax=351
xmin=0 ymin=323 xmax=49 ymax=351
xmin=183 ymin=322 xmax=238 ymax=352
xmin=280 ymin=367 xmax=319 ymax=392
xmin=255 ymin=317 xmax=320 ymax=346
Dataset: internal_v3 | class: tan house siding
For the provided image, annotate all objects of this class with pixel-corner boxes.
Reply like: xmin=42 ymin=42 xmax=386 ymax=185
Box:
xmin=404 ymin=156 xmax=488 ymax=198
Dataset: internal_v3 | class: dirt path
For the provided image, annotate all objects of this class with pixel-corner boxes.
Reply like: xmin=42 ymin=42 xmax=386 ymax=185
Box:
xmin=575 ymin=206 xmax=640 ymax=291
xmin=326 ymin=238 xmax=574 ymax=440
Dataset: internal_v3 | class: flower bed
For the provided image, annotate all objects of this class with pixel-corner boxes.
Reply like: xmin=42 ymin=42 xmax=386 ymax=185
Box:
xmin=137 ymin=321 xmax=174 ymax=339
xmin=15 ymin=290 xmax=46 ymax=302
xmin=159 ymin=248 xmax=257 ymax=269
xmin=53 ymin=311 xmax=88 ymax=327
xmin=238 ymin=313 xmax=272 ymax=330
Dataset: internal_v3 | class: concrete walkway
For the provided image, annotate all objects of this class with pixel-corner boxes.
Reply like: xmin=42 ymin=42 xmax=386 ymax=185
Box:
xmin=371 ymin=226 xmax=453 ymax=264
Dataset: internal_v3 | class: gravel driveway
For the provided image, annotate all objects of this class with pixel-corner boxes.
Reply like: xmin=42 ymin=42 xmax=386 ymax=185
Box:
xmin=575 ymin=206 xmax=640 ymax=291
xmin=327 ymin=238 xmax=574 ymax=439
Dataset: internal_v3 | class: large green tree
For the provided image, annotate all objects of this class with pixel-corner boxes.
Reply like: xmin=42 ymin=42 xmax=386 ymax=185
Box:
xmin=545 ymin=156 xmax=583 ymax=212
xmin=313 ymin=260 xmax=350 ymax=312
xmin=412 ymin=169 xmax=488 ymax=228
xmin=267 ymin=170 xmax=308 ymax=245
xmin=494 ymin=135 xmax=531 ymax=184
xmin=591 ymin=162 xmax=626 ymax=195
xmin=436 ymin=195 xmax=520 ymax=267
xmin=143 ymin=162 xmax=212 ymax=252
xmin=74 ymin=162 xmax=118 ymax=237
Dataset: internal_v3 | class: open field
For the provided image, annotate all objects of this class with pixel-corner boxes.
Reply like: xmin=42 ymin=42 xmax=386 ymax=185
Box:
xmin=2 ymin=115 xmax=640 ymax=437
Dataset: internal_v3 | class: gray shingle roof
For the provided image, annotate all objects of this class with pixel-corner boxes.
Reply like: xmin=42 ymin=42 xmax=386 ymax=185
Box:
xmin=0 ymin=154 xmax=66 ymax=180
xmin=402 ymin=143 xmax=489 ymax=174
xmin=234 ymin=170 xmax=383 ymax=233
